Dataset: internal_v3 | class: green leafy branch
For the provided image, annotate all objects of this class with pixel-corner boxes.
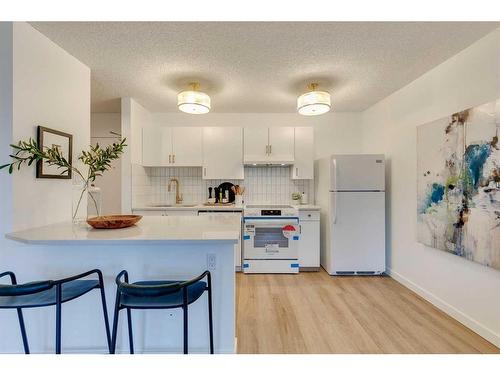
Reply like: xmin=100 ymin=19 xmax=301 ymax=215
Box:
xmin=79 ymin=137 xmax=126 ymax=182
xmin=1 ymin=134 xmax=127 ymax=219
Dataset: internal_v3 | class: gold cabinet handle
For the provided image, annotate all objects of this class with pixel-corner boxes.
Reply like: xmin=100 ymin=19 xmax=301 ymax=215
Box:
xmin=173 ymin=154 xmax=175 ymax=163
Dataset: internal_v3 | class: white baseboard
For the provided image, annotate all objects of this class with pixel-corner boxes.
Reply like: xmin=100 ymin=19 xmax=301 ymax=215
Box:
xmin=387 ymin=267 xmax=500 ymax=349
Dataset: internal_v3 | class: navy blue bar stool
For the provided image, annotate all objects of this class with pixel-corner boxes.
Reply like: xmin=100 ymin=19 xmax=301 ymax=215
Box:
xmin=111 ymin=270 xmax=214 ymax=354
xmin=0 ymin=269 xmax=111 ymax=354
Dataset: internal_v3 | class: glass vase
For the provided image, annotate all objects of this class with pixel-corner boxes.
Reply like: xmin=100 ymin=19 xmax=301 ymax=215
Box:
xmin=71 ymin=174 xmax=100 ymax=224
xmin=87 ymin=184 xmax=102 ymax=218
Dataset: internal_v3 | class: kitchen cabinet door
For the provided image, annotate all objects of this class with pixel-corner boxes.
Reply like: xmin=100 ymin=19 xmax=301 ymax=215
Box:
xmin=143 ymin=126 xmax=164 ymax=166
xmin=172 ymin=127 xmax=203 ymax=166
xmin=161 ymin=127 xmax=174 ymax=165
xmin=143 ymin=126 xmax=173 ymax=166
xmin=203 ymin=127 xmax=244 ymax=179
xmin=299 ymin=210 xmax=320 ymax=270
xmin=268 ymin=127 xmax=295 ymax=163
xmin=243 ymin=127 xmax=269 ymax=163
xmin=292 ymin=127 xmax=314 ymax=179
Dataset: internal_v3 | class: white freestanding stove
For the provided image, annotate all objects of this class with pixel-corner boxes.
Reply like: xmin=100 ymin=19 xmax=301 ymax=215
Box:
xmin=242 ymin=205 xmax=300 ymax=274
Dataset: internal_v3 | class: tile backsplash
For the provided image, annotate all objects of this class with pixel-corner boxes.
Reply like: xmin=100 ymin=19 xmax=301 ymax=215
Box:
xmin=132 ymin=165 xmax=314 ymax=207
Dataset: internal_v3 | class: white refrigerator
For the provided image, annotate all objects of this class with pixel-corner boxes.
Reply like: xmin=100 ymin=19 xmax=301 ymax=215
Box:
xmin=315 ymin=154 xmax=386 ymax=275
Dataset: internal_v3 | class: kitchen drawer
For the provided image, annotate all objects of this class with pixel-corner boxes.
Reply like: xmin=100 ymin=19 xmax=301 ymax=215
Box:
xmin=299 ymin=210 xmax=320 ymax=221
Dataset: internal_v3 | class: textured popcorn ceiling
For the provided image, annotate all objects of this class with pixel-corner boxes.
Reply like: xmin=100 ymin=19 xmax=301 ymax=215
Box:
xmin=30 ymin=22 xmax=499 ymax=113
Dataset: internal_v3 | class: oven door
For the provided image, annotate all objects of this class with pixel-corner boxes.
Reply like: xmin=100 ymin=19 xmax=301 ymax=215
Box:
xmin=243 ymin=218 xmax=300 ymax=260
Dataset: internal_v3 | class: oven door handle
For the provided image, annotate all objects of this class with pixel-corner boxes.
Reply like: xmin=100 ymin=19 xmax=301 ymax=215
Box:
xmin=244 ymin=219 xmax=299 ymax=227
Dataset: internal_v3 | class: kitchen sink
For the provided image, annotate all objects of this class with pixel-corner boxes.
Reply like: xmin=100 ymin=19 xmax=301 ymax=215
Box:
xmin=149 ymin=204 xmax=197 ymax=208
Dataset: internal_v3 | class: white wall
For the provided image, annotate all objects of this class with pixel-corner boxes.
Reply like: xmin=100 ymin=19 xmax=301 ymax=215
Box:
xmin=0 ymin=23 xmax=14 ymax=237
xmin=11 ymin=22 xmax=91 ymax=230
xmin=0 ymin=22 xmax=91 ymax=353
xmin=121 ymin=98 xmax=151 ymax=213
xmin=91 ymin=112 xmax=121 ymax=137
xmin=90 ymin=113 xmax=122 ymax=214
xmin=362 ymin=28 xmax=500 ymax=347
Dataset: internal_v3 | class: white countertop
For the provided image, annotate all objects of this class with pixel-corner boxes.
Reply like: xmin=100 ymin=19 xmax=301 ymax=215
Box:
xmin=133 ymin=204 xmax=243 ymax=211
xmin=6 ymin=216 xmax=241 ymax=245
xmin=132 ymin=203 xmax=320 ymax=211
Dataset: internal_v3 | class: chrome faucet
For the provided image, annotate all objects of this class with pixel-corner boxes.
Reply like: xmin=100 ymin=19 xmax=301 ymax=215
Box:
xmin=168 ymin=178 xmax=183 ymax=204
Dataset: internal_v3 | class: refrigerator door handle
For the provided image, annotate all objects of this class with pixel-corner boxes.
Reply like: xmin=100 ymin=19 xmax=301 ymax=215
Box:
xmin=332 ymin=193 xmax=338 ymax=224
xmin=332 ymin=158 xmax=338 ymax=192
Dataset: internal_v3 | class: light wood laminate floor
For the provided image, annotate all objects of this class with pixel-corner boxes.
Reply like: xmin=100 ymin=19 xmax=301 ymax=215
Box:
xmin=236 ymin=270 xmax=499 ymax=354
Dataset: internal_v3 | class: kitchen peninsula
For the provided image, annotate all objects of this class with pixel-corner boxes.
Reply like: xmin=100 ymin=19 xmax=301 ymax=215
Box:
xmin=6 ymin=215 xmax=240 ymax=354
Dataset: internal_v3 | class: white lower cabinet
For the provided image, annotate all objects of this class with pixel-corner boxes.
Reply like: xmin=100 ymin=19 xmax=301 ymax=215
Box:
xmin=299 ymin=210 xmax=320 ymax=270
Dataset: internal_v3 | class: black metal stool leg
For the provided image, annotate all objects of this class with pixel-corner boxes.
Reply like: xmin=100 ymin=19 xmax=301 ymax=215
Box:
xmin=207 ymin=280 xmax=214 ymax=354
xmin=183 ymin=288 xmax=188 ymax=354
xmin=55 ymin=284 xmax=62 ymax=354
xmin=126 ymin=308 xmax=134 ymax=354
xmin=97 ymin=273 xmax=112 ymax=353
xmin=111 ymin=292 xmax=121 ymax=354
xmin=16 ymin=308 xmax=30 ymax=354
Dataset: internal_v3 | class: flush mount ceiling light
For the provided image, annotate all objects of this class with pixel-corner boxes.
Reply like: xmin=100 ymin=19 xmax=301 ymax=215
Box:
xmin=297 ymin=83 xmax=331 ymax=116
xmin=177 ymin=82 xmax=211 ymax=114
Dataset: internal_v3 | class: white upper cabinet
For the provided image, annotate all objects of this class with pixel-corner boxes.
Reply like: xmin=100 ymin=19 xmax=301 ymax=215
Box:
xmin=143 ymin=126 xmax=313 ymax=177
xmin=142 ymin=126 xmax=202 ymax=167
xmin=243 ymin=127 xmax=269 ymax=163
xmin=160 ymin=127 xmax=173 ymax=165
xmin=203 ymin=127 xmax=244 ymax=180
xmin=142 ymin=126 xmax=164 ymax=166
xmin=244 ymin=127 xmax=295 ymax=164
xmin=172 ymin=127 xmax=203 ymax=166
xmin=292 ymin=127 xmax=314 ymax=179
xmin=268 ymin=127 xmax=295 ymax=163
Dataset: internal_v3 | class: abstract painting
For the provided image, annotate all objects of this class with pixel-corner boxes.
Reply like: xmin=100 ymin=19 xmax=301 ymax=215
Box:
xmin=417 ymin=99 xmax=500 ymax=270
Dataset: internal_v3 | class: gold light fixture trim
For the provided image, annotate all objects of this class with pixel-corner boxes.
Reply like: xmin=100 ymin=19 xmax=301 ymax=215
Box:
xmin=297 ymin=83 xmax=331 ymax=116
xmin=177 ymin=82 xmax=211 ymax=114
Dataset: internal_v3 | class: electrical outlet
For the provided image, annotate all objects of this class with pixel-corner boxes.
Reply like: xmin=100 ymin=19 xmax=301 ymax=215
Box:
xmin=207 ymin=253 xmax=216 ymax=270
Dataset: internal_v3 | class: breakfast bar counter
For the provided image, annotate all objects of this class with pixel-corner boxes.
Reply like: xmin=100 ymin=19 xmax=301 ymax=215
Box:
xmin=5 ymin=216 xmax=239 ymax=354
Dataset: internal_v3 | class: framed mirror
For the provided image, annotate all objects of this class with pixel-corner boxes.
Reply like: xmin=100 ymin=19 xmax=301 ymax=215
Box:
xmin=36 ymin=126 xmax=73 ymax=179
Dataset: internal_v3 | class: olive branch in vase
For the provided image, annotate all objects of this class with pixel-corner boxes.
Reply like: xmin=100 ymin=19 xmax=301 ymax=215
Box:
xmin=0 ymin=133 xmax=127 ymax=219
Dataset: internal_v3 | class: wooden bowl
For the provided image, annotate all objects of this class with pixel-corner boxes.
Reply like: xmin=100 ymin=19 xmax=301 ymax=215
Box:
xmin=87 ymin=215 xmax=143 ymax=229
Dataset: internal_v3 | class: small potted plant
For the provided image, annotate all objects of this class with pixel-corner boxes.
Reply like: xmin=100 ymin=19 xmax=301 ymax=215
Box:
xmin=1 ymin=134 xmax=126 ymax=222
xmin=291 ymin=192 xmax=302 ymax=205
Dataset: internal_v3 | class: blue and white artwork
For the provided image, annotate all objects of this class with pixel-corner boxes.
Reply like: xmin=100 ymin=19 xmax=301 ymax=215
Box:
xmin=417 ymin=99 xmax=500 ymax=270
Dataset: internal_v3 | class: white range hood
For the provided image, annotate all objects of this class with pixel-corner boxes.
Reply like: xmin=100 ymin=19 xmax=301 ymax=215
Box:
xmin=243 ymin=159 xmax=294 ymax=166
